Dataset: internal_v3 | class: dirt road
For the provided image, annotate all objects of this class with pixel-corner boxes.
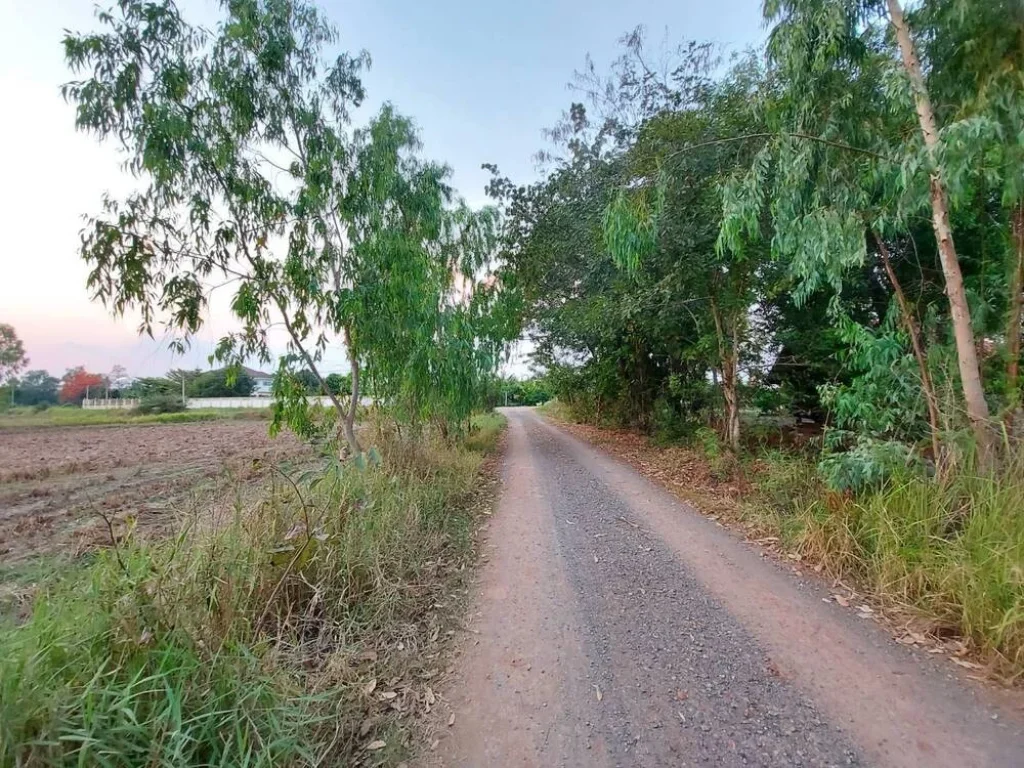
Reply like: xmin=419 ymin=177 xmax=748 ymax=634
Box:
xmin=426 ymin=408 xmax=1023 ymax=767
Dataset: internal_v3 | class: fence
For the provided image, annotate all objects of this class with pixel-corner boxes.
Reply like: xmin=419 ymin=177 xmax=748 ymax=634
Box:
xmin=82 ymin=398 xmax=140 ymax=410
xmin=83 ymin=395 xmax=363 ymax=410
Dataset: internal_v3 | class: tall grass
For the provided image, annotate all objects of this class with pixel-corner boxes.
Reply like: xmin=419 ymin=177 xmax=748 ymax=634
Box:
xmin=757 ymin=445 xmax=1024 ymax=677
xmin=0 ymin=413 xmax=505 ymax=766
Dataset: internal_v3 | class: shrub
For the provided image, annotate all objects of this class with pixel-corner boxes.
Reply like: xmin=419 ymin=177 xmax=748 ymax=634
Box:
xmin=817 ymin=433 xmax=923 ymax=493
xmin=134 ymin=394 xmax=186 ymax=415
xmin=756 ymin=440 xmax=1024 ymax=676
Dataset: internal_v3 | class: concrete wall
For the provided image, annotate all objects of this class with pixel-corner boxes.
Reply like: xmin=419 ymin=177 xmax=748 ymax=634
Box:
xmin=83 ymin=396 xmax=355 ymax=410
xmin=185 ymin=396 xmax=275 ymax=410
xmin=82 ymin=398 xmax=140 ymax=410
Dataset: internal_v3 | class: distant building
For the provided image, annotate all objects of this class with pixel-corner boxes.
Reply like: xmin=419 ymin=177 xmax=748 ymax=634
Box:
xmin=240 ymin=366 xmax=274 ymax=396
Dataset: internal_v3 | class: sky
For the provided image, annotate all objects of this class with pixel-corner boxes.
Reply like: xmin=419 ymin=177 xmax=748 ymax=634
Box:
xmin=0 ymin=0 xmax=765 ymax=378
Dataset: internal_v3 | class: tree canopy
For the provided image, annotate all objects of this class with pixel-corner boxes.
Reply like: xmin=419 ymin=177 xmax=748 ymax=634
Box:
xmin=493 ymin=3 xmax=1023 ymax=482
xmin=64 ymin=0 xmax=514 ymax=453
xmin=0 ymin=324 xmax=28 ymax=386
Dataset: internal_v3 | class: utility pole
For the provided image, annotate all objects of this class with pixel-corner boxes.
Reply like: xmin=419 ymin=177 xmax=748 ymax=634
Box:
xmin=182 ymin=375 xmax=186 ymax=406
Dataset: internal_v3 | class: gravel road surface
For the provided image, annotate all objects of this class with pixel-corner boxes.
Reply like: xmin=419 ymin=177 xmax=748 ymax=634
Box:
xmin=424 ymin=408 xmax=1024 ymax=767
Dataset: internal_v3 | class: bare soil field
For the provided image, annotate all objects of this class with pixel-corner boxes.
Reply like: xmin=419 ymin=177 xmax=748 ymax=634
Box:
xmin=0 ymin=421 xmax=312 ymax=581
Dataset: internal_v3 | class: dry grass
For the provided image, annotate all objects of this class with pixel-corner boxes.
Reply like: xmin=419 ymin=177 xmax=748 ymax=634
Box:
xmin=0 ymin=412 xmax=506 ymax=767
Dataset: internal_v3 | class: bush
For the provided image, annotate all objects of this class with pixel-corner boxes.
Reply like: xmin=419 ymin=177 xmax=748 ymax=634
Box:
xmin=187 ymin=370 xmax=254 ymax=398
xmin=133 ymin=394 xmax=186 ymax=415
xmin=817 ymin=433 xmax=923 ymax=493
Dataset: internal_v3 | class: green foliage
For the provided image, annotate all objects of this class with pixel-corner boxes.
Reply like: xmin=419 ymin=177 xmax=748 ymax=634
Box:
xmin=0 ymin=323 xmax=28 ymax=386
xmin=604 ymin=181 xmax=663 ymax=276
xmin=500 ymin=4 xmax=1024 ymax=463
xmin=324 ymin=372 xmax=351 ymax=396
xmin=11 ymin=370 xmax=60 ymax=407
xmin=488 ymin=375 xmax=551 ymax=407
xmin=134 ymin=394 xmax=186 ymax=415
xmin=818 ymin=311 xmax=931 ymax=443
xmin=123 ymin=377 xmax=176 ymax=398
xmin=817 ymin=433 xmax=923 ymax=493
xmin=187 ymin=369 xmax=254 ymax=398
xmin=63 ymin=0 xmax=512 ymax=455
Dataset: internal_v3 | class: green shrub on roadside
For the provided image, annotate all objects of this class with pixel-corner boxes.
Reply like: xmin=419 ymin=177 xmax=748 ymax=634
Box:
xmin=755 ymin=443 xmax=1024 ymax=676
xmin=817 ymin=433 xmax=924 ymax=493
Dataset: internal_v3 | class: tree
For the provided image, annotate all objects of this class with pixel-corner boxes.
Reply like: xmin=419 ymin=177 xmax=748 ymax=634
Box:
xmin=13 ymin=370 xmax=60 ymax=406
xmin=325 ymin=372 xmax=351 ymax=396
xmin=166 ymin=369 xmax=201 ymax=386
xmin=911 ymin=0 xmax=1024 ymax=412
xmin=0 ymin=323 xmax=28 ymax=386
xmin=124 ymin=377 xmax=177 ymax=398
xmin=752 ymin=0 xmax=999 ymax=453
xmin=295 ymin=369 xmax=321 ymax=394
xmin=64 ymin=0 xmax=509 ymax=456
xmin=884 ymin=0 xmax=990 ymax=447
xmin=188 ymin=370 xmax=254 ymax=398
xmin=59 ymin=367 xmax=106 ymax=404
xmin=107 ymin=364 xmax=131 ymax=396
xmin=603 ymin=46 xmax=769 ymax=451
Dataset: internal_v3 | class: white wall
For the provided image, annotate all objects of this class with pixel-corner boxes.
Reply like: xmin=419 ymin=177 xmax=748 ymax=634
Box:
xmin=83 ymin=395 xmax=369 ymax=410
xmin=82 ymin=398 xmax=139 ymax=410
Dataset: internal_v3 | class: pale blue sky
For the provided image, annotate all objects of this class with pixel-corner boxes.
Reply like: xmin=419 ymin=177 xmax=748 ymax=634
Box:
xmin=0 ymin=0 xmax=764 ymax=377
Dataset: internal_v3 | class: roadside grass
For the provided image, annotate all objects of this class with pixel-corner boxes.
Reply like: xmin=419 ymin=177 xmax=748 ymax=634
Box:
xmin=541 ymin=402 xmax=1024 ymax=680
xmin=0 ymin=412 xmax=506 ymax=767
xmin=0 ymin=406 xmax=270 ymax=429
xmin=757 ymin=448 xmax=1024 ymax=678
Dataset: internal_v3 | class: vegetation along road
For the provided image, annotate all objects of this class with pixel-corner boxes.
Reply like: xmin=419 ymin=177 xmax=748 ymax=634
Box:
xmin=426 ymin=409 xmax=1024 ymax=768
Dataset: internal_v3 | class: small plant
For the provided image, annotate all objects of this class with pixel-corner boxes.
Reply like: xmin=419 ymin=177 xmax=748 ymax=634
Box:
xmin=693 ymin=426 xmax=722 ymax=459
xmin=817 ymin=432 xmax=923 ymax=493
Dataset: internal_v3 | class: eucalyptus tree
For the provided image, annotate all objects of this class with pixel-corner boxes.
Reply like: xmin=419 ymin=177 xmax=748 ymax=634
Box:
xmin=713 ymin=6 xmax=946 ymax=455
xmin=913 ymin=0 xmax=1024 ymax=408
xmin=738 ymin=0 xmax=1005 ymax=452
xmin=63 ymin=0 xmax=504 ymax=455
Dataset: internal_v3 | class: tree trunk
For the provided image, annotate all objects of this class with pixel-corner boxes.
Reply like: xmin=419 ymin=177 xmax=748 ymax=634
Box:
xmin=342 ymin=327 xmax=362 ymax=456
xmin=721 ymin=355 xmax=740 ymax=453
xmin=711 ymin=301 xmax=741 ymax=453
xmin=872 ymin=231 xmax=943 ymax=458
xmin=886 ymin=0 xmax=992 ymax=451
xmin=273 ymin=294 xmax=359 ymax=457
xmin=1007 ymin=204 xmax=1024 ymax=408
